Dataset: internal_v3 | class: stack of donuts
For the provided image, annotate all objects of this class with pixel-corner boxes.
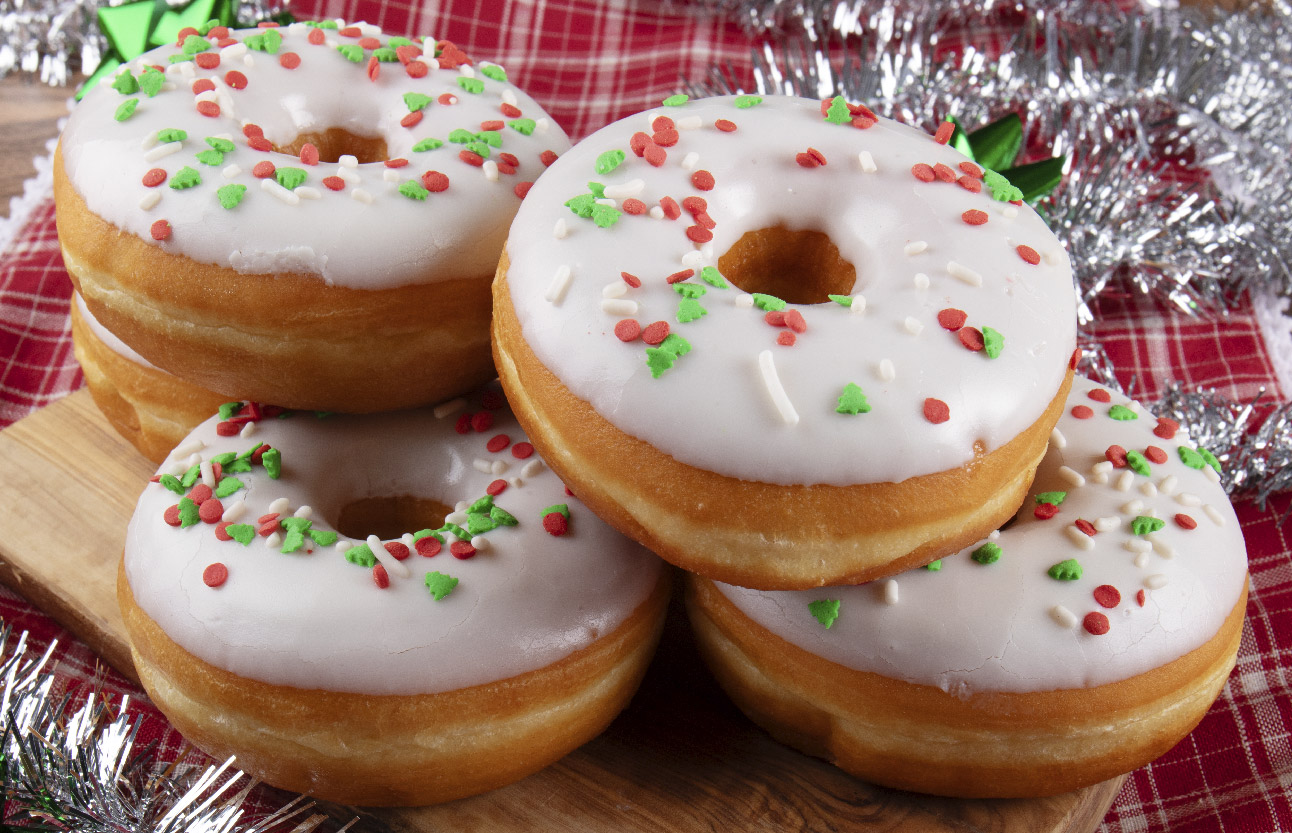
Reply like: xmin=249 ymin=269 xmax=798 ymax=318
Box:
xmin=57 ymin=23 xmax=1248 ymax=806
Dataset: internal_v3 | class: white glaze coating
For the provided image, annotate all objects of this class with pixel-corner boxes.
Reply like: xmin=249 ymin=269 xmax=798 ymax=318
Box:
xmin=61 ymin=22 xmax=570 ymax=287
xmin=502 ymin=95 xmax=1077 ymax=485
xmin=715 ymin=376 xmax=1248 ymax=693
xmin=123 ymin=387 xmax=664 ymax=695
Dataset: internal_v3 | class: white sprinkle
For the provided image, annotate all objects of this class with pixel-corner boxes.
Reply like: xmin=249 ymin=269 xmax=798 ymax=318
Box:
xmin=595 ymin=198 xmax=617 ymax=207
xmin=339 ymin=154 xmax=358 ymax=168
xmin=144 ymin=141 xmax=183 ymax=162
xmin=676 ymin=115 xmax=702 ymax=130
xmin=757 ymin=350 xmax=799 ymax=426
xmin=454 ymin=500 xmax=471 ymax=513
xmin=382 ymin=169 xmax=401 ymax=183
xmin=138 ymin=191 xmax=161 ymax=211
xmin=200 ymin=461 xmax=216 ymax=488
xmin=735 ymin=293 xmax=754 ymax=309
xmin=1050 ymin=427 xmax=1067 ymax=449
xmin=681 ymin=151 xmax=700 ymax=171
xmin=1203 ymin=504 xmax=1226 ymax=526
xmin=491 ymin=459 xmax=509 ymax=475
xmin=681 ymin=249 xmax=705 ymax=268
xmin=268 ymin=497 xmax=291 ymax=515
xmin=987 ymin=529 xmax=1000 ymax=541
xmin=334 ymin=540 xmax=352 ymax=554
xmin=261 ymin=178 xmax=300 ymax=205
xmin=877 ymin=358 xmax=895 ymax=381
xmin=294 ymin=505 xmax=313 ymax=519
xmin=470 ymin=536 xmax=490 ymax=552
xmin=1091 ymin=460 xmax=1113 ymax=483
xmin=222 ymin=163 xmax=242 ymax=179
xmin=296 ymin=186 xmax=321 ymax=200
xmin=458 ymin=64 xmax=476 ymax=78
xmin=368 ymin=534 xmax=410 ymax=579
xmin=1115 ymin=471 xmax=1135 ymax=492
xmin=903 ymin=316 xmax=923 ymax=336
xmin=178 ymin=61 xmax=195 ymax=79
xmin=163 ymin=459 xmax=188 ymax=477
xmin=1204 ymin=465 xmax=1221 ymax=483
xmin=883 ymin=580 xmax=899 ymax=605
xmin=1095 ymin=516 xmax=1120 ymax=532
xmin=243 ymin=54 xmax=255 ymax=68
xmin=194 ymin=89 xmax=219 ymax=104
xmin=1121 ymin=498 xmax=1145 ymax=515
xmin=1125 ymin=539 xmax=1152 ymax=553
xmin=603 ymin=178 xmax=645 ymax=199
xmin=601 ymin=298 xmax=638 ymax=316
xmin=337 ymin=166 xmax=360 ymax=184
xmin=913 ymin=273 xmax=930 ymax=290
xmin=239 ymin=421 xmax=256 ymax=438
xmin=171 ymin=439 xmax=204 ymax=459
xmin=1134 ymin=551 xmax=1150 ymax=568
xmin=904 ymin=240 xmax=928 ymax=256
xmin=553 ymin=218 xmax=569 ymax=239
xmin=947 ymin=260 xmax=983 ymax=286
xmin=544 ymin=264 xmax=572 ymax=304
xmin=1136 ymin=480 xmax=1157 ymax=498
xmin=187 ymin=452 xmax=202 ymax=469
xmin=649 ymin=206 xmax=665 ymax=220
xmin=483 ymin=160 xmax=500 ymax=181
xmin=140 ymin=131 xmax=160 ymax=151
xmin=858 ymin=150 xmax=877 ymax=172
xmin=446 ymin=511 xmax=469 ymax=527
xmin=1065 ymin=525 xmax=1095 ymax=550
xmin=221 ymin=42 xmax=248 ymax=60
xmin=472 ymin=459 xmax=493 ymax=474
xmin=221 ymin=500 xmax=245 ymax=523
xmin=501 ymin=88 xmax=518 ymax=106
xmin=509 ymin=477 xmax=525 ymax=488
xmin=535 ymin=118 xmax=550 ymax=134
xmin=265 ymin=531 xmax=282 ymax=548
xmin=603 ymin=282 xmax=628 ymax=299
xmin=1176 ymin=492 xmax=1202 ymax=507
xmin=1058 ymin=466 xmax=1085 ymax=487
xmin=1145 ymin=574 xmax=1169 ymax=590
xmin=521 ymin=459 xmax=545 ymax=479
xmin=1001 ymin=205 xmax=1019 ymax=219
xmin=1158 ymin=475 xmax=1178 ymax=496
xmin=1049 ymin=605 xmax=1078 ymax=628
xmin=850 ymin=294 xmax=867 ymax=314
xmin=1150 ymin=536 xmax=1175 ymax=559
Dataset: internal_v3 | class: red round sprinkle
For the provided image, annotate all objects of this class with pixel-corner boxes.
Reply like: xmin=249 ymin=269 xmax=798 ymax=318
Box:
xmin=933 ymin=163 xmax=957 ymax=183
xmin=395 ymin=45 xmax=421 ymax=63
xmin=257 ymin=21 xmax=279 ymax=27
xmin=933 ymin=121 xmax=955 ymax=144
xmin=455 ymin=413 xmax=472 ymax=434
xmin=195 ymin=53 xmax=220 ymax=70
xmin=1145 ymin=445 xmax=1168 ymax=464
xmin=257 ymin=519 xmax=281 ymax=537
xmin=338 ymin=26 xmax=361 ymax=37
xmin=923 ymin=398 xmax=950 ymax=424
xmin=422 ymin=170 xmax=450 ymax=192
xmin=416 ymin=536 xmax=441 ymax=557
xmin=937 ymin=308 xmax=967 ymax=330
xmin=1093 ymin=585 xmax=1121 ymax=609
xmin=142 ymin=168 xmax=167 ymax=187
xmin=257 ymin=512 xmax=280 ymax=525
xmin=686 ymin=225 xmax=713 ymax=243
xmin=370 ymin=563 xmax=392 ymax=589
xmin=437 ymin=92 xmax=458 ymax=106
xmin=1154 ymin=418 xmax=1180 ymax=440
xmin=367 ymin=56 xmax=380 ymax=81
xmin=956 ymin=175 xmax=983 ymax=193
xmin=776 ymin=331 xmax=797 ymax=346
xmin=542 ymin=512 xmax=568 ymax=536
xmin=629 ymin=132 xmax=651 ymax=156
xmin=642 ymin=321 xmax=670 ymax=345
xmin=1088 ymin=388 xmax=1112 ymax=403
xmin=384 ymin=541 xmax=410 ymax=561
xmin=911 ymin=163 xmax=936 ymax=182
xmin=961 ymin=209 xmax=989 ymax=226
xmin=163 ymin=504 xmax=182 ymax=526
xmin=851 ymin=115 xmax=876 ymax=129
xmin=652 ymin=128 xmax=679 ymax=147
xmin=1083 ymin=612 xmax=1110 ymax=635
xmin=175 ymin=26 xmax=200 ymax=44
xmin=540 ymin=150 xmax=559 ymax=167
xmin=1075 ymin=519 xmax=1097 ymax=537
xmin=479 ymin=119 xmax=504 ymax=132
xmin=644 ymin=144 xmax=667 ymax=167
xmin=784 ymin=309 xmax=807 ymax=333
xmin=1071 ymin=405 xmax=1094 ymax=419
xmin=486 ymin=480 xmax=508 ymax=497
xmin=1034 ymin=503 xmax=1059 ymax=520
xmin=1105 ymin=445 xmax=1128 ymax=468
xmin=1016 ymin=244 xmax=1041 ymax=265
xmin=682 ymin=196 xmax=707 ymax=215
xmin=1136 ymin=589 xmax=1146 ymax=607
xmin=405 ymin=60 xmax=428 ymax=78
xmin=225 ymin=70 xmax=248 ymax=90
xmin=247 ymin=136 xmax=273 ymax=152
xmin=621 ymin=271 xmax=642 ymax=288
xmin=666 ymin=269 xmax=694 ymax=284
xmin=196 ymin=100 xmax=221 ymax=118
xmin=398 ymin=110 xmax=423 ymax=129
xmin=652 ymin=115 xmax=675 ymax=131
xmin=208 ymin=25 xmax=229 ymax=38
xmin=299 ymin=143 xmax=319 ymax=165
xmin=215 ymin=420 xmax=239 ymax=436
xmin=659 ymin=197 xmax=681 ymax=220
xmin=459 ymin=149 xmax=484 ymax=167
xmin=795 ymin=150 xmax=824 ymax=168
xmin=358 ymin=37 xmax=382 ymax=49
xmin=614 ymin=319 xmax=642 ymax=342
xmin=322 ymin=176 xmax=345 ymax=191
xmin=694 ymin=212 xmax=716 ymax=230
xmin=511 ymin=442 xmax=534 ymax=459
xmin=486 ymin=434 xmax=511 ymax=453
xmin=500 ymin=102 xmax=522 ymax=117
xmin=1174 ymin=513 xmax=1198 ymax=530
xmin=513 ymin=181 xmax=532 ymax=199
xmin=622 ymin=198 xmax=646 ymax=215
xmin=385 ymin=157 xmax=409 ymax=168
xmin=150 ymin=219 xmax=171 ymax=240
xmin=275 ymin=51 xmax=299 ymax=69
xmin=186 ymin=483 xmax=212 ymax=505
xmin=252 ymin=161 xmax=276 ymax=179
xmin=765 ymin=310 xmax=786 ymax=327
xmin=450 ymin=541 xmax=477 ymax=559
xmin=958 ymin=327 xmax=985 ymax=351
xmin=215 ymin=521 xmax=234 ymax=541
xmin=472 ymin=412 xmax=494 ymax=433
xmin=203 ymin=563 xmax=229 ymax=587
xmin=199 ymin=498 xmax=224 ymax=524
xmin=191 ymin=78 xmax=216 ymax=94
xmin=691 ymin=170 xmax=715 ymax=190
xmin=307 ymin=27 xmax=326 ymax=45
xmin=959 ymin=161 xmax=983 ymax=178
xmin=250 ymin=444 xmax=269 ymax=464
xmin=715 ymin=118 xmax=737 ymax=132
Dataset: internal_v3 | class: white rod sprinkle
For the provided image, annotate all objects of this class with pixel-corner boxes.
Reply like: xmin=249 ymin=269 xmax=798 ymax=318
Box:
xmin=757 ymin=350 xmax=799 ymax=426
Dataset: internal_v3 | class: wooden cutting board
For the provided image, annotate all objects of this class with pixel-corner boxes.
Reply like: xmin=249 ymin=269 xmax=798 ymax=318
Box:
xmin=0 ymin=389 xmax=1125 ymax=832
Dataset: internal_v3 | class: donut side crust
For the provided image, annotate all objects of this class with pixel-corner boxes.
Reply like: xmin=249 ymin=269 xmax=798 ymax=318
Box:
xmin=494 ymin=253 xmax=1074 ymax=590
xmin=118 ymin=557 xmax=671 ymax=806
xmin=685 ymin=574 xmax=1247 ymax=798
xmin=55 ymin=146 xmax=495 ymax=413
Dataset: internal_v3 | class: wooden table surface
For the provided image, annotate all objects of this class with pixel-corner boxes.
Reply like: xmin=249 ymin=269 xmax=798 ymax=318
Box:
xmin=0 ymin=74 xmax=76 ymax=218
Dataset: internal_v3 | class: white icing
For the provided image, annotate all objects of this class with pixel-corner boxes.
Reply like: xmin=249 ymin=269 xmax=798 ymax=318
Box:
xmin=502 ymin=96 xmax=1076 ymax=485
xmin=124 ymin=386 xmax=664 ymax=695
xmin=715 ymin=377 xmax=1248 ymax=693
xmin=60 ymin=25 xmax=570 ymax=288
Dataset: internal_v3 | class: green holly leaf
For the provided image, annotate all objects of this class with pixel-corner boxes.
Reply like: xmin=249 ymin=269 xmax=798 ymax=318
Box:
xmin=595 ymin=149 xmax=625 ymax=175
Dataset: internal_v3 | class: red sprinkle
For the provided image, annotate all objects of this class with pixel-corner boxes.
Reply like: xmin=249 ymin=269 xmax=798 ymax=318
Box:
xmin=923 ymin=398 xmax=950 ymax=424
xmin=851 ymin=115 xmax=876 ymax=129
xmin=686 ymin=225 xmax=713 ymax=243
xmin=795 ymin=148 xmax=827 ymax=168
xmin=307 ymin=27 xmax=326 ymax=45
xmin=202 ymin=563 xmax=229 ymax=588
xmin=450 ymin=541 xmax=477 ymax=559
xmin=208 ymin=26 xmax=229 ymax=38
xmin=459 ymin=149 xmax=484 ymax=167
xmin=1088 ymin=388 xmax=1112 ymax=403
xmin=366 ymin=56 xmax=380 ymax=81
xmin=405 ymin=60 xmax=428 ymax=78
xmin=416 ymin=536 xmax=442 ymax=557
xmin=486 ymin=479 xmax=508 ymax=496
xmin=191 ymin=79 xmax=215 ymax=94
xmin=225 ymin=71 xmax=248 ymax=90
xmin=644 ymin=144 xmax=667 ymax=167
xmin=959 ymin=161 xmax=983 ymax=178
xmin=196 ymin=100 xmax=221 ymax=118
xmin=715 ymin=118 xmax=737 ymax=132
xmin=933 ymin=121 xmax=955 ymax=144
xmin=279 ymin=51 xmax=301 ymax=69
xmin=455 ymin=413 xmax=472 ymax=434
xmin=395 ymin=45 xmax=421 ymax=63
xmin=776 ymin=331 xmax=797 ymax=347
xmin=933 ymin=163 xmax=957 ymax=183
xmin=358 ymin=37 xmax=382 ymax=49
xmin=1175 ymin=513 xmax=1198 ymax=530
xmin=422 ymin=170 xmax=450 ymax=192
xmin=175 ymin=26 xmax=200 ymax=44
xmin=622 ymin=198 xmax=646 ymax=215
xmin=385 ymin=541 xmax=410 ymax=561
xmin=215 ymin=420 xmax=239 ymax=436
xmin=642 ymin=321 xmax=670 ymax=345
xmin=338 ymin=26 xmax=361 ymax=36
xmin=150 ymin=219 xmax=171 ymax=241
xmin=615 ymin=319 xmax=642 ymax=342
xmin=1071 ymin=405 xmax=1094 ymax=419
xmin=514 ymin=181 xmax=533 ymax=199
xmin=511 ymin=442 xmax=534 ymax=459
xmin=471 ymin=412 xmax=494 ymax=433
xmin=961 ymin=209 xmax=989 ymax=226
xmin=666 ymin=269 xmax=694 ymax=284
xmin=479 ymin=119 xmax=504 ymax=132
xmin=385 ymin=157 xmax=409 ymax=168
xmin=1154 ymin=418 xmax=1180 ymax=440
xmin=186 ymin=483 xmax=212 ymax=505
xmin=1145 ymin=446 xmax=1168 ymax=464
xmin=652 ymin=128 xmax=679 ymax=147
xmin=1075 ymin=519 xmax=1097 ymax=537
xmin=252 ymin=161 xmax=276 ymax=179
xmin=1034 ymin=503 xmax=1059 ymax=520
xmin=142 ymin=168 xmax=167 ymax=187
xmin=911 ymin=163 xmax=936 ymax=182
xmin=195 ymin=52 xmax=220 ymax=70
xmin=1083 ymin=612 xmax=1110 ymax=635
xmin=1105 ymin=445 xmax=1128 ymax=468
xmin=765 ymin=310 xmax=786 ymax=327
xmin=958 ymin=327 xmax=985 ymax=351
xmin=542 ymin=512 xmax=569 ymax=536
xmin=322 ymin=176 xmax=345 ymax=191
xmin=198 ymin=498 xmax=223 ymax=524
xmin=694 ymin=212 xmax=716 ymax=230
xmin=1093 ymin=585 xmax=1122 ymax=609
xmin=299 ymin=143 xmax=319 ymax=165
xmin=257 ymin=518 xmax=281 ymax=537
xmin=1136 ymin=589 xmax=1147 ymax=607
xmin=486 ymin=434 xmax=511 ymax=453
xmin=956 ymin=175 xmax=983 ymax=193
xmin=540 ymin=150 xmax=559 ymax=167
xmin=247 ymin=137 xmax=273 ymax=152
xmin=400 ymin=110 xmax=423 ymax=128
xmin=629 ymin=132 xmax=652 ymax=156
xmin=682 ymin=196 xmax=707 ymax=216
xmin=659 ymin=197 xmax=681 ymax=220
xmin=215 ymin=521 xmax=234 ymax=541
xmin=500 ymin=103 xmax=522 ymax=118
xmin=372 ymin=563 xmax=390 ymax=589
xmin=692 ymin=170 xmax=715 ymax=190
xmin=163 ymin=505 xmax=182 ymax=526
xmin=652 ymin=115 xmax=675 ymax=131
xmin=621 ymin=272 xmax=642 ymax=288
xmin=1016 ymin=244 xmax=1041 ymax=265
xmin=937 ymin=308 xmax=967 ymax=330
xmin=783 ymin=309 xmax=807 ymax=333
xmin=257 ymin=512 xmax=280 ymax=525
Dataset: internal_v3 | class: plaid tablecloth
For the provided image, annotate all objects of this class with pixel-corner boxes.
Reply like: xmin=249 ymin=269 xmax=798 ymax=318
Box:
xmin=2 ymin=1 xmax=1290 ymax=830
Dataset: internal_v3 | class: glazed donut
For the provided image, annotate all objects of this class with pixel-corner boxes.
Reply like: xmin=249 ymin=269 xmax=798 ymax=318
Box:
xmin=56 ymin=21 xmax=570 ymax=413
xmin=118 ymin=386 xmax=669 ymax=805
xmin=687 ymin=375 xmax=1248 ymax=798
xmin=72 ymin=293 xmax=228 ymax=463
xmin=495 ymin=94 xmax=1076 ymax=589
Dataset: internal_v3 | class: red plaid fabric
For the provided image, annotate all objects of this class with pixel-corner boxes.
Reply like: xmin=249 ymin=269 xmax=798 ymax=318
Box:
xmin=1 ymin=1 xmax=1289 ymax=830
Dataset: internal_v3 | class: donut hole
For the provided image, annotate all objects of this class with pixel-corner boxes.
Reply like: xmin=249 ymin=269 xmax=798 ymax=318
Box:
xmin=718 ymin=226 xmax=857 ymax=304
xmin=275 ymin=128 xmax=388 ymax=164
xmin=335 ymin=495 xmax=455 ymax=541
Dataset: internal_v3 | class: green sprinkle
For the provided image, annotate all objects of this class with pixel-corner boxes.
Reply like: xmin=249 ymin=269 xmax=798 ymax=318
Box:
xmin=111 ymin=72 xmax=138 ymax=95
xmin=404 ymin=92 xmax=432 ymax=112
xmin=752 ymin=293 xmax=787 ymax=312
xmin=1132 ymin=515 xmax=1166 ymax=536
xmin=224 ymin=458 xmax=252 ymax=474
xmin=478 ymin=130 xmax=503 ymax=148
xmin=345 ymin=544 xmax=376 ymax=568
xmin=480 ymin=63 xmax=507 ymax=82
xmin=659 ymin=333 xmax=691 ymax=357
xmin=464 ymin=140 xmax=492 ymax=159
xmin=336 ymin=43 xmax=363 ymax=62
xmin=261 ymin=447 xmax=281 ymax=479
xmin=674 ymin=283 xmax=707 ymax=299
xmin=217 ymin=401 xmax=241 ymax=420
xmin=835 ymin=383 xmax=872 ymax=415
xmin=412 ymin=137 xmax=444 ymax=152
xmin=595 ymin=149 xmax=626 ymax=175
xmin=1199 ymin=448 xmax=1222 ymax=473
xmin=397 ymin=180 xmax=427 ymax=201
xmin=139 ymin=67 xmax=164 ymax=97
xmin=114 ymin=99 xmax=139 ymax=121
xmin=168 ymin=54 xmax=194 ymax=65
xmin=448 ymin=128 xmax=475 ymax=144
xmin=824 ymin=96 xmax=852 ymax=125
xmin=1048 ymin=559 xmax=1083 ymax=581
xmin=509 ymin=118 xmax=536 ymax=135
xmin=923 ymin=560 xmax=942 ymax=571
xmin=226 ymin=524 xmax=255 ymax=545
xmin=542 ymin=503 xmax=571 ymax=520
xmin=456 ymin=77 xmax=485 ymax=94
xmin=195 ymin=149 xmax=224 ymax=166
xmin=304 ymin=19 xmax=339 ymax=28
xmin=205 ymin=136 xmax=235 ymax=153
xmin=828 ymin=294 xmax=853 ymax=307
xmin=157 ymin=128 xmax=188 ymax=144
xmin=734 ymin=94 xmax=763 ymax=109
xmin=699 ymin=266 xmax=728 ymax=288
xmin=587 ymin=181 xmax=606 ymax=198
xmin=592 ymin=204 xmax=621 ymax=228
xmin=468 ymin=496 xmax=495 ymax=514
xmin=387 ymin=35 xmax=411 ymax=45
xmin=210 ymin=451 xmax=237 ymax=465
xmin=467 ymin=514 xmax=499 ymax=536
xmin=181 ymin=34 xmax=211 ymax=54
xmin=1035 ymin=491 xmax=1067 ymax=505
xmin=308 ymin=528 xmax=338 ymax=546
xmin=1125 ymin=450 xmax=1151 ymax=476
xmin=1178 ymin=446 xmax=1206 ymax=470
xmin=245 ymin=28 xmax=281 ymax=53
xmin=281 ymin=517 xmax=312 ymax=533
xmin=662 ymin=93 xmax=689 ymax=106
xmin=281 ymin=530 xmax=306 ymax=553
xmin=169 ymin=166 xmax=201 ymax=190
xmin=983 ymin=168 xmax=1023 ymax=202
xmin=490 ymin=505 xmax=518 ymax=527
xmin=565 ymin=194 xmax=595 ymax=218
xmin=808 ymin=599 xmax=841 ymax=629
xmin=677 ymin=298 xmax=707 ymax=323
xmin=275 ymin=167 xmax=307 ymax=190
xmin=181 ymin=464 xmax=201 ymax=489
xmin=372 ymin=47 xmax=398 ymax=62
xmin=982 ymin=326 xmax=1004 ymax=359
xmin=198 ymin=19 xmax=219 ymax=35
xmin=412 ymin=529 xmax=443 ymax=543
xmin=1109 ymin=404 xmax=1137 ymax=421
xmin=213 ymin=477 xmax=244 ymax=498
xmin=217 ymin=183 xmax=246 ymax=209
xmin=971 ymin=542 xmax=1002 ymax=565
xmin=439 ymin=522 xmax=468 ymax=541
xmin=645 ymin=332 xmax=694 ymax=377
xmin=158 ymin=474 xmax=184 ymax=495
xmin=425 ymin=571 xmax=459 ymax=601
xmin=178 ymin=497 xmax=200 ymax=528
